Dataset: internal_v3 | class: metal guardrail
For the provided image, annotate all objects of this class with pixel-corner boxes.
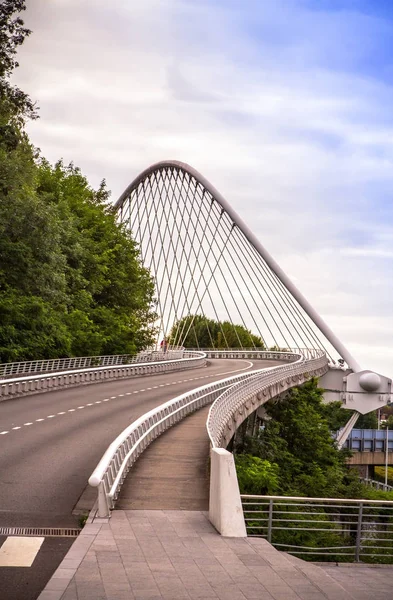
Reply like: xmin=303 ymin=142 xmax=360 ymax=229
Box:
xmin=187 ymin=348 xmax=326 ymax=360
xmin=362 ymin=478 xmax=393 ymax=493
xmin=207 ymin=351 xmax=328 ymax=448
xmin=0 ymin=348 xmax=185 ymax=378
xmin=0 ymin=351 xmax=205 ymax=401
xmin=241 ymin=495 xmax=393 ymax=562
xmin=89 ymin=368 xmax=267 ymax=517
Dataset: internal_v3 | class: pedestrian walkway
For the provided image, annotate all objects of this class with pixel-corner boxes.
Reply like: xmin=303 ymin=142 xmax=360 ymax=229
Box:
xmin=38 ymin=509 xmax=393 ymax=600
xmin=37 ymin=409 xmax=393 ymax=600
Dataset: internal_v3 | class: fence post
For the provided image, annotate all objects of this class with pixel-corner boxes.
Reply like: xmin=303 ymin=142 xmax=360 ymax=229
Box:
xmin=97 ymin=481 xmax=110 ymax=518
xmin=355 ymin=502 xmax=363 ymax=562
xmin=268 ymin=499 xmax=273 ymax=543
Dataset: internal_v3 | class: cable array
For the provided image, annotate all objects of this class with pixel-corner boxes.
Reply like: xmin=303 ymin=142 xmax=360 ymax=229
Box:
xmin=116 ymin=164 xmax=339 ymax=362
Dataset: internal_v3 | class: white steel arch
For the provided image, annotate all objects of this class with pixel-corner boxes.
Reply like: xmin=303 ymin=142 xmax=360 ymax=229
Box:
xmin=116 ymin=160 xmax=359 ymax=369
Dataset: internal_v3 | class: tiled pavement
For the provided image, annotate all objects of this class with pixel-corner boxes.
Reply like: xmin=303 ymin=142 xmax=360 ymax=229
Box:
xmin=37 ymin=510 xmax=393 ymax=600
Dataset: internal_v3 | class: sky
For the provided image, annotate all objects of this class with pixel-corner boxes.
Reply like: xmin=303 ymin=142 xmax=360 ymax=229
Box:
xmin=12 ymin=0 xmax=393 ymax=376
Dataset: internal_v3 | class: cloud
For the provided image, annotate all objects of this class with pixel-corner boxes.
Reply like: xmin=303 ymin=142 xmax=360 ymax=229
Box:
xmin=12 ymin=0 xmax=393 ymax=376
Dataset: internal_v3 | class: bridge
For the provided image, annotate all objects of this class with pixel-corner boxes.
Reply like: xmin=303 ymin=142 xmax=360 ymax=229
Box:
xmin=1 ymin=161 xmax=392 ymax=599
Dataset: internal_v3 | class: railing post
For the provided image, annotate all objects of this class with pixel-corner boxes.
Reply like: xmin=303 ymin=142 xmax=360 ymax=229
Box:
xmin=268 ymin=499 xmax=273 ymax=543
xmin=355 ymin=502 xmax=363 ymax=562
xmin=97 ymin=481 xmax=110 ymax=518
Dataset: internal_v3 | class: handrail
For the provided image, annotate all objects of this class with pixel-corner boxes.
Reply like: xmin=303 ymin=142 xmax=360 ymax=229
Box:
xmin=0 ymin=351 xmax=206 ymax=401
xmin=207 ymin=351 xmax=328 ymax=448
xmin=89 ymin=352 xmax=304 ymax=517
xmin=0 ymin=348 xmax=185 ymax=378
xmin=241 ymin=494 xmax=393 ymax=562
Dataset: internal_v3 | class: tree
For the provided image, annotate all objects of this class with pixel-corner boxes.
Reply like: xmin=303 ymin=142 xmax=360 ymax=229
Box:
xmin=235 ymin=379 xmax=351 ymax=497
xmin=0 ymin=6 xmax=157 ymax=361
xmin=169 ymin=314 xmax=264 ymax=349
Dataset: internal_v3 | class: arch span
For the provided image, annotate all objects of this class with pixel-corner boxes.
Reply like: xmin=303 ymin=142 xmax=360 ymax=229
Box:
xmin=116 ymin=160 xmax=358 ymax=369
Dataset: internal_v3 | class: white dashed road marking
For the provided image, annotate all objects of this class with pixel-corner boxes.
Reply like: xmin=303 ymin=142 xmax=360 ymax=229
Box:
xmin=0 ymin=536 xmax=44 ymax=567
xmin=0 ymin=361 xmax=254 ymax=436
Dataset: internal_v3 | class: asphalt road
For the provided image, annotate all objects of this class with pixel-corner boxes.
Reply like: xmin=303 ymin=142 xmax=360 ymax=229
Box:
xmin=0 ymin=357 xmax=281 ymax=599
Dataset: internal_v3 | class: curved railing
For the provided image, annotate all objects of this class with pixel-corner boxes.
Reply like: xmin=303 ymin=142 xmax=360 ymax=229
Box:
xmin=0 ymin=351 xmax=205 ymax=401
xmin=88 ymin=351 xmax=303 ymax=516
xmin=207 ymin=351 xmax=329 ymax=448
xmin=0 ymin=348 xmax=185 ymax=378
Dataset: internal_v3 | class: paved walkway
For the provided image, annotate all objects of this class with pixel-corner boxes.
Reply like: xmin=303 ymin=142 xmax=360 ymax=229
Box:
xmin=37 ymin=408 xmax=393 ymax=600
xmin=38 ymin=510 xmax=393 ymax=600
xmin=117 ymin=406 xmax=211 ymax=510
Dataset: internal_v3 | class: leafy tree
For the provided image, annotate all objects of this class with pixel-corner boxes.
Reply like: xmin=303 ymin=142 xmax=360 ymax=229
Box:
xmin=169 ymin=314 xmax=264 ymax=349
xmin=0 ymin=5 xmax=157 ymax=361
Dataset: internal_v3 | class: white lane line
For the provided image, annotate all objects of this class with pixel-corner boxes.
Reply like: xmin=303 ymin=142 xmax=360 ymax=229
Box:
xmin=103 ymin=399 xmax=109 ymax=402
xmin=24 ymin=423 xmax=33 ymax=426
xmin=47 ymin=415 xmax=55 ymax=418
xmin=133 ymin=391 xmax=138 ymax=394
xmin=95 ymin=401 xmax=101 ymax=404
xmin=118 ymin=394 xmax=124 ymax=397
xmin=111 ymin=396 xmax=117 ymax=399
xmin=0 ymin=431 xmax=8 ymax=435
xmin=77 ymin=406 xmax=84 ymax=409
xmin=126 ymin=392 xmax=131 ymax=395
xmin=57 ymin=412 xmax=65 ymax=415
xmin=86 ymin=403 xmax=93 ymax=406
xmin=12 ymin=426 xmax=21 ymax=430
xmin=36 ymin=419 xmax=44 ymax=422
xmin=68 ymin=409 xmax=75 ymax=412
xmin=0 ymin=536 xmax=44 ymax=567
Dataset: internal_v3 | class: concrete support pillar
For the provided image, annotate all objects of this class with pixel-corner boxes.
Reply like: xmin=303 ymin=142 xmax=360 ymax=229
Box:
xmin=209 ymin=448 xmax=247 ymax=537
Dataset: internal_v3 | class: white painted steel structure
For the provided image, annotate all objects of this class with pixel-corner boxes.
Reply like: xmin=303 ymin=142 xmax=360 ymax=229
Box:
xmin=0 ymin=349 xmax=184 ymax=378
xmin=89 ymin=351 xmax=302 ymax=517
xmin=115 ymin=160 xmax=391 ymax=435
xmin=116 ymin=161 xmax=359 ymax=370
xmin=0 ymin=351 xmax=205 ymax=401
xmin=207 ymin=350 xmax=329 ymax=449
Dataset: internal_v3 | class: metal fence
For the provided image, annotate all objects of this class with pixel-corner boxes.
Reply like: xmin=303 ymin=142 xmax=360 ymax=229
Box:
xmin=0 ymin=348 xmax=185 ymax=378
xmin=241 ymin=495 xmax=393 ymax=563
xmin=207 ymin=351 xmax=328 ymax=448
xmin=0 ymin=352 xmax=204 ymax=401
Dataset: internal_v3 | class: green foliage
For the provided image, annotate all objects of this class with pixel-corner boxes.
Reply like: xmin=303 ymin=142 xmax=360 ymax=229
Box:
xmin=235 ymin=379 xmax=349 ymax=497
xmin=0 ymin=11 xmax=157 ymax=362
xmin=235 ymin=455 xmax=279 ymax=495
xmin=169 ymin=314 xmax=264 ymax=349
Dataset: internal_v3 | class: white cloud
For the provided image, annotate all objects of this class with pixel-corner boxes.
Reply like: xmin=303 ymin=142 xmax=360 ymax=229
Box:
xmin=12 ymin=0 xmax=393 ymax=376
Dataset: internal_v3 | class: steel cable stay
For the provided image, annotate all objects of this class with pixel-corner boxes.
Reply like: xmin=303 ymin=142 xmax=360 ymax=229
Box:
xmin=168 ymin=172 xmax=250 ymax=349
xmin=116 ymin=161 xmax=360 ymax=368
xmin=155 ymin=170 xmax=205 ymax=341
xmin=227 ymin=222 xmax=315 ymax=350
xmin=243 ymin=235 xmax=334 ymax=359
xmin=201 ymin=191 xmax=293 ymax=349
xmin=168 ymin=172 xmax=217 ymax=349
xmin=162 ymin=169 xmax=234 ymax=348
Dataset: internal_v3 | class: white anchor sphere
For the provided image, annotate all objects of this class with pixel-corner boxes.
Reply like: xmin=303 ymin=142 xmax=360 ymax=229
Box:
xmin=359 ymin=372 xmax=381 ymax=392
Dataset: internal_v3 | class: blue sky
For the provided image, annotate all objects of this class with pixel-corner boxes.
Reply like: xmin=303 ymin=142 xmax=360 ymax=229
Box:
xmin=13 ymin=0 xmax=393 ymax=375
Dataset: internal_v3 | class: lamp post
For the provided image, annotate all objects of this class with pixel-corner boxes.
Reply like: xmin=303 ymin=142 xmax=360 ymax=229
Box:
xmin=385 ymin=426 xmax=389 ymax=488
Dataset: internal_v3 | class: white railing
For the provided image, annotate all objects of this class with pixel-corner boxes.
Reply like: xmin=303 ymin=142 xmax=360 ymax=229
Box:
xmin=362 ymin=478 xmax=393 ymax=493
xmin=241 ymin=495 xmax=393 ymax=562
xmin=0 ymin=348 xmax=185 ymax=378
xmin=207 ymin=351 xmax=328 ymax=448
xmin=88 ymin=351 xmax=306 ymax=517
xmin=186 ymin=348 xmax=325 ymax=361
xmin=88 ymin=368 xmax=270 ymax=517
xmin=0 ymin=351 xmax=205 ymax=401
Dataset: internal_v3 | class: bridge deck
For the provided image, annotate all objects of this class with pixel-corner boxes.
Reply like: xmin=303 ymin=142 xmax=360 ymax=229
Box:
xmin=40 ymin=409 xmax=393 ymax=599
xmin=44 ymin=509 xmax=393 ymax=600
